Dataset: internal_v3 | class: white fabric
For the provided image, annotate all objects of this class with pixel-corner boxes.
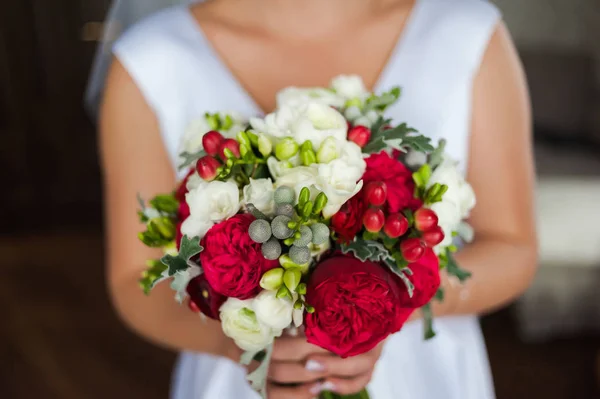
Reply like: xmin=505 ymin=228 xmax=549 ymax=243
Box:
xmin=112 ymin=0 xmax=501 ymax=397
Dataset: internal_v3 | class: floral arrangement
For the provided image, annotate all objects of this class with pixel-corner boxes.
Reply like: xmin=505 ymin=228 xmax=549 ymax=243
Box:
xmin=136 ymin=76 xmax=475 ymax=398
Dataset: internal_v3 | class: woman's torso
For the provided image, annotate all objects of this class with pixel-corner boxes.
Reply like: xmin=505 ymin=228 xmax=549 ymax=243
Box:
xmin=112 ymin=1 xmax=500 ymax=397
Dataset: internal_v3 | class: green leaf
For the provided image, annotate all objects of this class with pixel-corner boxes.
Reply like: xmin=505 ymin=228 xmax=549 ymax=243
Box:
xmin=319 ymin=389 xmax=370 ymax=399
xmin=178 ymin=149 xmax=206 ymax=171
xmin=139 ymin=260 xmax=168 ymax=295
xmin=421 ymin=303 xmax=436 ymax=339
xmin=341 ymin=240 xmax=393 ymax=263
xmin=401 ymin=135 xmax=435 ymax=153
xmin=362 ymin=122 xmax=425 ymax=154
xmin=434 ymin=287 xmax=445 ymax=302
xmin=161 ymin=235 xmax=203 ymax=276
xmin=150 ymin=194 xmax=179 ymax=214
xmin=383 ymin=258 xmax=414 ymax=298
xmin=428 ymin=139 xmax=447 ymax=169
xmin=446 ymin=251 xmax=472 ymax=282
xmin=412 ymin=164 xmax=432 ymax=189
xmin=364 ymin=86 xmax=402 ymax=112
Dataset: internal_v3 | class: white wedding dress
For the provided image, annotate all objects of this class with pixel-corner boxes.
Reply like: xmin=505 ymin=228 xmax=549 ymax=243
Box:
xmin=111 ymin=0 xmax=500 ymax=397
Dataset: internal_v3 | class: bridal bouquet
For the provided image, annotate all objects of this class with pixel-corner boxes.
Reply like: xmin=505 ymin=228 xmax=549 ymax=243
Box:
xmin=136 ymin=76 xmax=475 ymax=398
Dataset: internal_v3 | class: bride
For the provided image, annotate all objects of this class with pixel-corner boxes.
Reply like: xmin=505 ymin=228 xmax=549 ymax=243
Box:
xmin=93 ymin=0 xmax=537 ymax=398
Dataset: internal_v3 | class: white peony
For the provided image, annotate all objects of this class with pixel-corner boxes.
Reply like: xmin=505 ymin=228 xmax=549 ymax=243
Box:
xmin=251 ymin=103 xmax=348 ymax=152
xmin=315 ymin=159 xmax=366 ymax=217
xmin=330 ymin=75 xmax=370 ymax=102
xmin=252 ymin=290 xmax=294 ymax=330
xmin=427 ymin=156 xmax=476 ymax=249
xmin=276 ymin=87 xmax=345 ymax=108
xmin=220 ymin=298 xmax=281 ymax=352
xmin=243 ymin=178 xmax=276 ymax=216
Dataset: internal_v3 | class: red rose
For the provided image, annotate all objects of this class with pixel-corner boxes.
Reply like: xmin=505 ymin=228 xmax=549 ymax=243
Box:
xmin=304 ymin=256 xmax=414 ymax=358
xmin=175 ymin=201 xmax=191 ymax=250
xmin=397 ymin=248 xmax=441 ymax=308
xmin=186 ymin=274 xmax=226 ymax=320
xmin=363 ymin=152 xmax=422 ymax=212
xmin=330 ymin=195 xmax=366 ymax=243
xmin=175 ymin=169 xmax=195 ymax=202
xmin=200 ymin=214 xmax=278 ymax=299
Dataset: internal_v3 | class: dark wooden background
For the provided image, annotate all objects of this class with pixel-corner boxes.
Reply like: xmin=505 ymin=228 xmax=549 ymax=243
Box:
xmin=0 ymin=1 xmax=598 ymax=398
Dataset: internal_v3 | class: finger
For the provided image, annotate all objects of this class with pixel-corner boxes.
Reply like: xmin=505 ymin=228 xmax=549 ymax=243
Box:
xmin=268 ymin=361 xmax=327 ymax=384
xmin=267 ymin=381 xmax=323 ymax=399
xmin=307 ymin=352 xmax=377 ymax=378
xmin=272 ymin=336 xmax=329 ymax=362
xmin=324 ymin=371 xmax=374 ymax=396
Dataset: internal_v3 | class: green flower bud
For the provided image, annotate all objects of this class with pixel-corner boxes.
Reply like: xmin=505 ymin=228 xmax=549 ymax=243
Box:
xmin=247 ymin=131 xmax=259 ymax=147
xmin=300 ymin=148 xmax=317 ymax=166
xmin=236 ymin=131 xmax=252 ymax=148
xmin=223 ymin=148 xmax=236 ymax=160
xmin=312 ymin=192 xmax=328 ymax=215
xmin=344 ymin=98 xmax=363 ymax=109
xmin=316 ymin=136 xmax=338 ymax=164
xmin=258 ymin=134 xmax=273 ymax=157
xmin=260 ymin=268 xmax=284 ymax=291
xmin=306 ymin=305 xmax=315 ymax=313
xmin=261 ymin=238 xmax=283 ymax=260
xmin=240 ymin=143 xmax=251 ymax=158
xmin=148 ymin=217 xmax=176 ymax=240
xmin=289 ymin=245 xmax=311 ymax=265
xmin=302 ymin=202 xmax=313 ymax=218
xmin=249 ymin=219 xmax=272 ymax=243
xmin=283 ymin=268 xmax=302 ymax=291
xmin=274 ymin=186 xmax=295 ymax=205
xmin=279 ymin=255 xmax=310 ymax=274
xmin=276 ymin=285 xmax=292 ymax=300
xmin=293 ymin=300 xmax=304 ymax=310
xmin=298 ymin=187 xmax=311 ymax=208
xmin=293 ymin=225 xmax=313 ymax=247
xmin=275 ymin=138 xmax=299 ymax=161
xmin=149 ymin=194 xmax=179 ymax=214
xmin=297 ymin=283 xmax=307 ymax=295
xmin=222 ymin=114 xmax=234 ymax=130
xmin=205 ymin=113 xmax=220 ymax=130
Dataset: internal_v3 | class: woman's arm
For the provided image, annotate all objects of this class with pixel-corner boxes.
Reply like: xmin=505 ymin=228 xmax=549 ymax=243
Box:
xmin=99 ymin=59 xmax=239 ymax=359
xmin=434 ymin=23 xmax=538 ymax=317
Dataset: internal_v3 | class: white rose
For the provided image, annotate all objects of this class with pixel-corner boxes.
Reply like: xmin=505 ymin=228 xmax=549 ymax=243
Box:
xmin=274 ymin=166 xmax=319 ymax=200
xmin=250 ymin=106 xmax=297 ymax=139
xmin=276 ymin=87 xmax=345 ymax=108
xmin=185 ymin=180 xmax=240 ymax=227
xmin=315 ymin=159 xmax=366 ymax=217
xmin=243 ymin=178 xmax=276 ymax=216
xmin=252 ymin=290 xmax=294 ymax=330
xmin=427 ymin=156 xmax=476 ymax=249
xmin=291 ymin=103 xmax=348 ymax=151
xmin=330 ymin=75 xmax=370 ymax=102
xmin=220 ymin=298 xmax=280 ymax=352
xmin=180 ymin=217 xmax=214 ymax=240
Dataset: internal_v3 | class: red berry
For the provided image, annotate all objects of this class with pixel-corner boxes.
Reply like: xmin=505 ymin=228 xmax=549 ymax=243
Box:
xmin=218 ymin=139 xmax=241 ymax=160
xmin=202 ymin=131 xmax=225 ymax=156
xmin=196 ymin=156 xmax=221 ymax=181
xmin=347 ymin=126 xmax=371 ymax=148
xmin=414 ymin=208 xmax=439 ymax=232
xmin=363 ymin=208 xmax=385 ymax=233
xmin=383 ymin=213 xmax=409 ymax=238
xmin=422 ymin=225 xmax=445 ymax=247
xmin=400 ymin=238 xmax=426 ymax=262
xmin=364 ymin=181 xmax=387 ymax=207
xmin=188 ymin=299 xmax=200 ymax=313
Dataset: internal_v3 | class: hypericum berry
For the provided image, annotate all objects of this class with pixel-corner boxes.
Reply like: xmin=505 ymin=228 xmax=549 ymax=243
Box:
xmin=364 ymin=181 xmax=388 ymax=206
xmin=414 ymin=208 xmax=439 ymax=232
xmin=202 ymin=131 xmax=225 ymax=156
xmin=363 ymin=208 xmax=385 ymax=233
xmin=383 ymin=213 xmax=409 ymax=238
xmin=188 ymin=299 xmax=200 ymax=313
xmin=218 ymin=139 xmax=241 ymax=160
xmin=400 ymin=238 xmax=426 ymax=262
xmin=196 ymin=156 xmax=221 ymax=181
xmin=422 ymin=225 xmax=445 ymax=247
xmin=248 ymin=219 xmax=272 ymax=244
xmin=347 ymin=126 xmax=371 ymax=148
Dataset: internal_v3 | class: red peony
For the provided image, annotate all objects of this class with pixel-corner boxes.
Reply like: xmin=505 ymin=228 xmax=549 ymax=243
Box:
xmin=304 ymin=257 xmax=414 ymax=358
xmin=397 ymin=248 xmax=441 ymax=308
xmin=363 ymin=152 xmax=422 ymax=213
xmin=330 ymin=195 xmax=366 ymax=243
xmin=186 ymin=274 xmax=227 ymax=320
xmin=200 ymin=214 xmax=278 ymax=299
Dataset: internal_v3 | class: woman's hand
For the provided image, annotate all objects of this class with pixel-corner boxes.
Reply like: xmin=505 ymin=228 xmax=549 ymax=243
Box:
xmin=267 ymin=333 xmax=384 ymax=398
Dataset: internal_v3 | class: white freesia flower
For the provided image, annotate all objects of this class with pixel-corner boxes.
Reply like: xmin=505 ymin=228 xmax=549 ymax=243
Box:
xmin=276 ymin=87 xmax=345 ymax=108
xmin=252 ymin=291 xmax=294 ymax=330
xmin=315 ymin=159 xmax=365 ymax=217
xmin=267 ymin=157 xmax=294 ymax=180
xmin=331 ymin=75 xmax=370 ymax=102
xmin=185 ymin=172 xmax=206 ymax=192
xmin=250 ymin=106 xmax=297 ymax=139
xmin=427 ymin=156 xmax=476 ymax=249
xmin=220 ymin=298 xmax=281 ymax=352
xmin=274 ymin=166 xmax=319 ymax=200
xmin=180 ymin=218 xmax=214 ymax=240
xmin=243 ymin=178 xmax=276 ymax=216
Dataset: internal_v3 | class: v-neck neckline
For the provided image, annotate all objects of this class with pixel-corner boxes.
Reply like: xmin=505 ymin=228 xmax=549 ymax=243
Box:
xmin=181 ymin=0 xmax=425 ymax=116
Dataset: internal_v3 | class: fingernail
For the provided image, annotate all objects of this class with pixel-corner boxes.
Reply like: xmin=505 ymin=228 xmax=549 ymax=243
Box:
xmin=309 ymin=381 xmax=336 ymax=395
xmin=305 ymin=360 xmax=326 ymax=372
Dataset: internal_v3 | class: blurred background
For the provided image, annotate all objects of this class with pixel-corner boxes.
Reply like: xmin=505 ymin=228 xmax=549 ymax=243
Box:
xmin=1 ymin=0 xmax=599 ymax=398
